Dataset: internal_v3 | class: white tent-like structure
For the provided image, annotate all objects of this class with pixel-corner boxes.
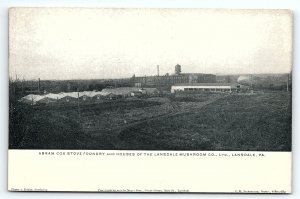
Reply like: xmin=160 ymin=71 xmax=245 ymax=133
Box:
xmin=20 ymin=87 xmax=158 ymax=105
xmin=19 ymin=94 xmax=47 ymax=105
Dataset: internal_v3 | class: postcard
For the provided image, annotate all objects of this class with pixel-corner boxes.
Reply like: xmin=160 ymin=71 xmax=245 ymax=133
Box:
xmin=8 ymin=8 xmax=292 ymax=193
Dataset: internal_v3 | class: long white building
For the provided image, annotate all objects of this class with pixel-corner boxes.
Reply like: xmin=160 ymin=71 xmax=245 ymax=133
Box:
xmin=171 ymin=83 xmax=240 ymax=93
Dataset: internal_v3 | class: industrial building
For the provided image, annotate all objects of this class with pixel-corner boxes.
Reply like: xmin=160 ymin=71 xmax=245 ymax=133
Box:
xmin=171 ymin=83 xmax=241 ymax=93
xmin=131 ymin=64 xmax=216 ymax=87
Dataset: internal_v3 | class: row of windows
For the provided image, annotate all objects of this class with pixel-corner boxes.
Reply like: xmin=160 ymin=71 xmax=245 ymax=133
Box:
xmin=180 ymin=88 xmax=231 ymax=91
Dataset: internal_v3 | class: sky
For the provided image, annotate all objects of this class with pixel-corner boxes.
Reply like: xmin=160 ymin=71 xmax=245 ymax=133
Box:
xmin=9 ymin=8 xmax=292 ymax=80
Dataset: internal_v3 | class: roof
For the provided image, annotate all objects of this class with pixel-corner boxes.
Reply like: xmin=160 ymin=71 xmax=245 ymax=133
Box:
xmin=43 ymin=93 xmax=60 ymax=99
xmin=44 ymin=91 xmax=103 ymax=99
xmin=101 ymin=87 xmax=139 ymax=96
xmin=173 ymin=83 xmax=239 ymax=87
xmin=79 ymin=91 xmax=100 ymax=97
xmin=19 ymin=87 xmax=160 ymax=103
xmin=37 ymin=97 xmax=57 ymax=102
xmin=180 ymin=73 xmax=215 ymax=76
xmin=21 ymin=94 xmax=46 ymax=102
xmin=139 ymin=88 xmax=159 ymax=91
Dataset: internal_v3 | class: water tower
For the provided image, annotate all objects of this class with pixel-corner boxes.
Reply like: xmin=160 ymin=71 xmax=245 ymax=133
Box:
xmin=175 ymin=64 xmax=181 ymax=75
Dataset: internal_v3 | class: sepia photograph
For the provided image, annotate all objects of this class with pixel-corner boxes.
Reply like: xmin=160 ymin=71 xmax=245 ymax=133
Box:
xmin=9 ymin=8 xmax=292 ymax=151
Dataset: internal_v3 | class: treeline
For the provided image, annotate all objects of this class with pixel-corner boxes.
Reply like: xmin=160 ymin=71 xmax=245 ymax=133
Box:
xmin=10 ymin=78 xmax=133 ymax=97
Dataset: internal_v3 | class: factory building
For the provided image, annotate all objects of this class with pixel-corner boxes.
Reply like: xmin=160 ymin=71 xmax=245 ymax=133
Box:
xmin=171 ymin=83 xmax=241 ymax=93
xmin=131 ymin=64 xmax=216 ymax=87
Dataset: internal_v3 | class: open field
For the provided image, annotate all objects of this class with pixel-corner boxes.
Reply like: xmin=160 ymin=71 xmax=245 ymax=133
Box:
xmin=119 ymin=92 xmax=291 ymax=151
xmin=9 ymin=91 xmax=291 ymax=151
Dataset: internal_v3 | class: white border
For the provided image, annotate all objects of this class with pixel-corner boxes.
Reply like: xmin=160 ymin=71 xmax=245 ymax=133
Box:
xmin=1 ymin=0 xmax=299 ymax=198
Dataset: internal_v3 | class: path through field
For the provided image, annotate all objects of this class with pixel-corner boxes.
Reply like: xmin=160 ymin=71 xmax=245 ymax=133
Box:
xmin=88 ymin=94 xmax=228 ymax=149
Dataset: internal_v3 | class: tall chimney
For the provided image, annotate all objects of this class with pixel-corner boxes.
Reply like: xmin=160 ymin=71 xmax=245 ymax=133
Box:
xmin=38 ymin=78 xmax=40 ymax=93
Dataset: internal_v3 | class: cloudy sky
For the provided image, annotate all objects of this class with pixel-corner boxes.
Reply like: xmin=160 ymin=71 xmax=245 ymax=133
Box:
xmin=9 ymin=8 xmax=292 ymax=80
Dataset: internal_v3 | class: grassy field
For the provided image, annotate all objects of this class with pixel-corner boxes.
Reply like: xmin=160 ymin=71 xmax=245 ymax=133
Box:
xmin=119 ymin=92 xmax=291 ymax=151
xmin=9 ymin=92 xmax=291 ymax=151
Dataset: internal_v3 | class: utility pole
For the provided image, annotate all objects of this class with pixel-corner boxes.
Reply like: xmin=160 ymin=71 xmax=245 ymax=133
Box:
xmin=77 ymin=89 xmax=81 ymax=123
xmin=287 ymin=73 xmax=289 ymax=92
xmin=38 ymin=78 xmax=40 ymax=94
xmin=22 ymin=78 xmax=25 ymax=95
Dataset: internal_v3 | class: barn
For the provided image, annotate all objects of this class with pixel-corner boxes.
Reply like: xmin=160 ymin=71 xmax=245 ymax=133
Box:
xmin=171 ymin=83 xmax=241 ymax=93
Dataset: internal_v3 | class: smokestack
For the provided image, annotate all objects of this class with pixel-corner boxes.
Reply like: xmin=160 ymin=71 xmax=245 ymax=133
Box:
xmin=38 ymin=78 xmax=40 ymax=93
xmin=157 ymin=65 xmax=160 ymax=76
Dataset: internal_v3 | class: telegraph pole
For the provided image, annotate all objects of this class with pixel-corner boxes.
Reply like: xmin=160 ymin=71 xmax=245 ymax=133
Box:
xmin=38 ymin=78 xmax=40 ymax=94
xmin=77 ymin=89 xmax=81 ymax=123
xmin=287 ymin=73 xmax=289 ymax=92
xmin=21 ymin=78 xmax=25 ymax=95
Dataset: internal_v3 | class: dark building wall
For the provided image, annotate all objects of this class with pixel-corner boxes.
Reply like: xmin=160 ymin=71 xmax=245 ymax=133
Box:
xmin=131 ymin=74 xmax=216 ymax=87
